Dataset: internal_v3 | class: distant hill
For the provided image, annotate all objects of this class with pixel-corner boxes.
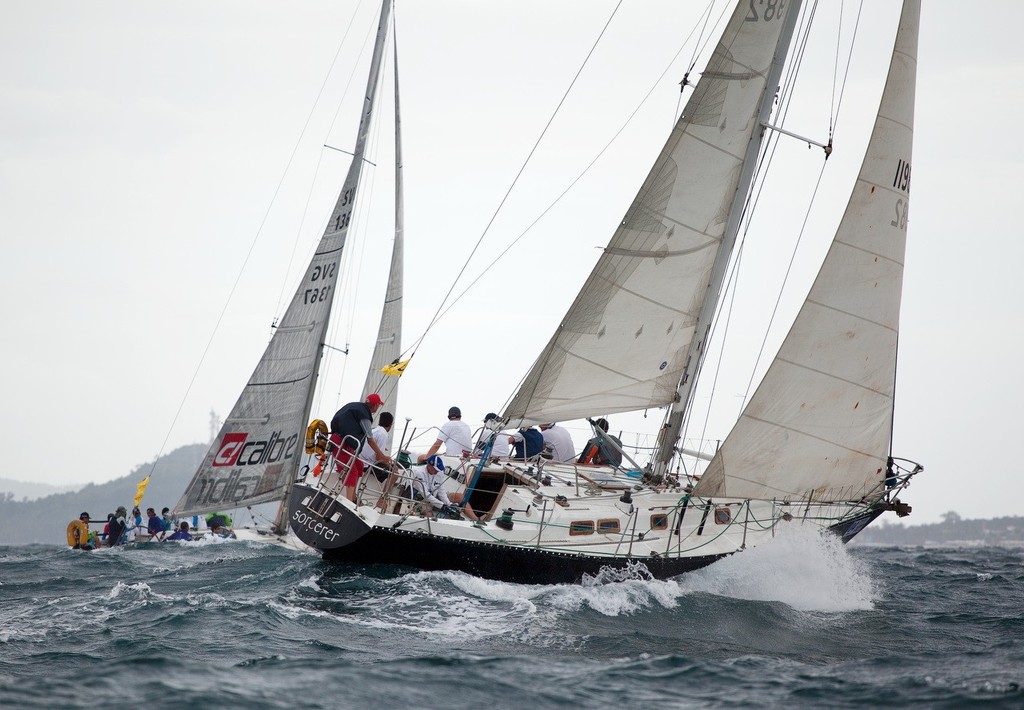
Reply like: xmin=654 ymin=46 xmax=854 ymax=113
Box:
xmin=0 ymin=444 xmax=206 ymax=545
xmin=0 ymin=478 xmax=81 ymax=501
xmin=853 ymin=512 xmax=1024 ymax=546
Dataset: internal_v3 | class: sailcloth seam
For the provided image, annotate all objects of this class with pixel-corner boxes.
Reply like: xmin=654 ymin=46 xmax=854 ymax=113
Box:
xmin=591 ymin=270 xmax=701 ymax=318
xmin=831 ymin=233 xmax=904 ymax=267
xmin=740 ymin=413 xmax=882 ymax=461
xmin=802 ymin=298 xmax=899 ymax=334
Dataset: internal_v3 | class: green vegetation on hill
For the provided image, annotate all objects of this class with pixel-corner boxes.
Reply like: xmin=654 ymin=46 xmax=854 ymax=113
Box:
xmin=0 ymin=444 xmax=206 ymax=545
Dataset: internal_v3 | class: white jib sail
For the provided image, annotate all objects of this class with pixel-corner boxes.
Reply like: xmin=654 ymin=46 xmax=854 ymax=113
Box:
xmin=504 ymin=3 xmax=801 ymax=425
xmin=175 ymin=0 xmax=394 ymax=517
xmin=694 ymin=0 xmax=920 ymax=503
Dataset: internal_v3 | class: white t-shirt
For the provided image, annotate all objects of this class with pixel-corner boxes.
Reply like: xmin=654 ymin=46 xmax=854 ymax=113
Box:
xmin=358 ymin=425 xmax=390 ymax=464
xmin=413 ymin=465 xmax=451 ymax=508
xmin=437 ymin=419 xmax=472 ymax=457
xmin=476 ymin=427 xmax=509 ymax=459
xmin=541 ymin=425 xmax=576 ymax=462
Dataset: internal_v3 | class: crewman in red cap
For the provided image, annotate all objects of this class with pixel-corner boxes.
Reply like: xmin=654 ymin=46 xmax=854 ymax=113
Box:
xmin=327 ymin=393 xmax=392 ymax=502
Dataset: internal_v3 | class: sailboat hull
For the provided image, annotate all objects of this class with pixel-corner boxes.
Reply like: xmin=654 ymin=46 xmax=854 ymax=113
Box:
xmin=323 ymin=524 xmax=728 ymax=585
xmin=285 ymin=453 xmax=913 ymax=585
xmin=828 ymin=507 xmax=885 ymax=543
xmin=288 ymin=483 xmax=374 ymax=550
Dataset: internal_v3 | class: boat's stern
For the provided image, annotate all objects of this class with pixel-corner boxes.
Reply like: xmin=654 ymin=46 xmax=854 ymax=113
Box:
xmin=288 ymin=483 xmax=372 ymax=551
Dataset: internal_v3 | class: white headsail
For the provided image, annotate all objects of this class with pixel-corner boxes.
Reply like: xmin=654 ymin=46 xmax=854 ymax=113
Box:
xmin=694 ymin=0 xmax=920 ymax=502
xmin=175 ymin=0 xmax=394 ymax=518
xmin=503 ymin=2 xmax=802 ymax=426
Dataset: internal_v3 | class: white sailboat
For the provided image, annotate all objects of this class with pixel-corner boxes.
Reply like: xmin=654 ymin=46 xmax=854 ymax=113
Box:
xmin=172 ymin=0 xmax=402 ymax=545
xmin=286 ymin=0 xmax=923 ymax=583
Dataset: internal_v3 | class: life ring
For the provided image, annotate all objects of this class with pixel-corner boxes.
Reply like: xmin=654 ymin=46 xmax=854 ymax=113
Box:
xmin=305 ymin=419 xmax=328 ymax=455
xmin=66 ymin=519 xmax=89 ymax=548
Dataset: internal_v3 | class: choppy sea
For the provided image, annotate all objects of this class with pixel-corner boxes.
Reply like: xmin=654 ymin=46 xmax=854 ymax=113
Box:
xmin=1 ymin=528 xmax=1021 ymax=708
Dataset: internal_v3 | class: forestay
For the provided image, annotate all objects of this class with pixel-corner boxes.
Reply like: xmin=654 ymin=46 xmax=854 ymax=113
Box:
xmin=504 ymin=3 xmax=799 ymax=425
xmin=175 ymin=0 xmax=394 ymax=517
xmin=694 ymin=0 xmax=919 ymax=502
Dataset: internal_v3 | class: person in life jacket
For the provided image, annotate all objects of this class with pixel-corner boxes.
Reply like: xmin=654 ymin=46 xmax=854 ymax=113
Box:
xmin=577 ymin=418 xmax=623 ymax=467
xmin=66 ymin=512 xmax=95 ymax=550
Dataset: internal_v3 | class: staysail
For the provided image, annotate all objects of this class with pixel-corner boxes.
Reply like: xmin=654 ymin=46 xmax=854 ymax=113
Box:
xmin=503 ymin=1 xmax=802 ymax=426
xmin=694 ymin=0 xmax=920 ymax=502
xmin=175 ymin=0 xmax=394 ymax=518
xmin=360 ymin=34 xmax=405 ymax=436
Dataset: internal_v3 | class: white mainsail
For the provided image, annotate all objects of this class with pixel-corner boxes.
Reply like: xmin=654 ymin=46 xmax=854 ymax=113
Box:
xmin=503 ymin=2 xmax=802 ymax=426
xmin=694 ymin=0 xmax=920 ymax=502
xmin=360 ymin=35 xmax=405 ymax=436
xmin=175 ymin=0 xmax=394 ymax=518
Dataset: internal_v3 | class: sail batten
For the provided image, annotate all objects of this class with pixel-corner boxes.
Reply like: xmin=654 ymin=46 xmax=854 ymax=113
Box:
xmin=693 ymin=0 xmax=920 ymax=503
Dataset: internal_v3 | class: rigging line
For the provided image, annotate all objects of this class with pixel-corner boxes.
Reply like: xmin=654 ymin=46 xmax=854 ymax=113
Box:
xmin=830 ymin=0 xmax=865 ymax=138
xmin=274 ymin=0 xmax=371 ymax=317
xmin=740 ymin=160 xmax=829 ymax=408
xmin=830 ymin=0 xmax=842 ymax=134
xmin=400 ymin=5 xmax=719 ymax=371
xmin=732 ymin=2 xmax=841 ymax=408
xmin=403 ymin=0 xmax=625 ymax=361
xmin=145 ymin=5 xmax=371 ymax=479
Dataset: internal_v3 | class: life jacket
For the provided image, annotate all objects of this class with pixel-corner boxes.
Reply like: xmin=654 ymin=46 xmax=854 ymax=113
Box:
xmin=66 ymin=519 xmax=89 ymax=548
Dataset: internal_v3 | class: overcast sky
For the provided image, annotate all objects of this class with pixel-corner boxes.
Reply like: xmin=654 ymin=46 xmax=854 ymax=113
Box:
xmin=2 ymin=1 xmax=1021 ymax=525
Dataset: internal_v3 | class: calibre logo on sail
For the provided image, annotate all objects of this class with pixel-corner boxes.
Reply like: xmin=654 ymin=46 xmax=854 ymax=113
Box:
xmin=213 ymin=432 xmax=248 ymax=466
xmin=212 ymin=430 xmax=299 ymax=467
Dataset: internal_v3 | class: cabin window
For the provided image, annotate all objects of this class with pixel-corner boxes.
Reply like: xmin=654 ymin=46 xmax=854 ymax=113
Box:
xmin=650 ymin=513 xmax=668 ymax=530
xmin=597 ymin=519 xmax=620 ymax=534
xmin=569 ymin=520 xmax=595 ymax=536
xmin=714 ymin=507 xmax=731 ymax=525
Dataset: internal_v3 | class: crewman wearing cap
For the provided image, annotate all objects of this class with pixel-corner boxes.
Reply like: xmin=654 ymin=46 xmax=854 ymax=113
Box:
xmin=412 ymin=454 xmax=481 ymax=522
xmin=329 ymin=393 xmax=392 ymax=502
xmin=416 ymin=405 xmax=473 ymax=463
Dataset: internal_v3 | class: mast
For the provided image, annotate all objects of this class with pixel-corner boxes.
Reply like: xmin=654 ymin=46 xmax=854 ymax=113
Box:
xmin=652 ymin=0 xmax=804 ymax=476
xmin=360 ymin=25 xmax=405 ymax=447
xmin=169 ymin=0 xmax=393 ymax=528
xmin=267 ymin=0 xmax=395 ymax=533
xmin=503 ymin=0 xmax=811 ymax=432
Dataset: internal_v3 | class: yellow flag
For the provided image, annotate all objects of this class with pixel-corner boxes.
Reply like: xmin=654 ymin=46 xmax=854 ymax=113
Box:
xmin=133 ymin=475 xmax=151 ymax=508
xmin=380 ymin=359 xmax=410 ymax=376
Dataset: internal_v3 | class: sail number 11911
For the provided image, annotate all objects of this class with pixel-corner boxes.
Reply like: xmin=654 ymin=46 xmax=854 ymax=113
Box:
xmin=891 ymin=158 xmax=911 ymax=231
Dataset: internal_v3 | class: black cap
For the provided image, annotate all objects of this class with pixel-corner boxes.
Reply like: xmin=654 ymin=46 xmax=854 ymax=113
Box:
xmin=484 ymin=412 xmax=498 ymax=422
xmin=448 ymin=406 xmax=462 ymax=418
xmin=80 ymin=512 xmax=90 ymax=519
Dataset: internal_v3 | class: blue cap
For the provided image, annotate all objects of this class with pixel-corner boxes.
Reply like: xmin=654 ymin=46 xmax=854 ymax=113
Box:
xmin=426 ymin=455 xmax=445 ymax=472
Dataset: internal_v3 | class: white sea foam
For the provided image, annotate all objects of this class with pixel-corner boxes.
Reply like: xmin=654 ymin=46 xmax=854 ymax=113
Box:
xmin=676 ymin=525 xmax=877 ymax=612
